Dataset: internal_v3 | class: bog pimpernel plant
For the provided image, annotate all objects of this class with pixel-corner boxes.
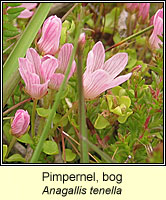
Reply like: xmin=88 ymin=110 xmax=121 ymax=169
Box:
xmin=3 ymin=2 xmax=163 ymax=164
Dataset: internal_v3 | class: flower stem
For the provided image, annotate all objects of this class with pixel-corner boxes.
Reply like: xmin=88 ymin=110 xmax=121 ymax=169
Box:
xmin=30 ymin=4 xmax=84 ymax=163
xmin=31 ymin=99 xmax=38 ymax=139
xmin=105 ymin=25 xmax=154 ymax=52
xmin=6 ymin=136 xmax=17 ymax=158
xmin=77 ymin=19 xmax=89 ymax=162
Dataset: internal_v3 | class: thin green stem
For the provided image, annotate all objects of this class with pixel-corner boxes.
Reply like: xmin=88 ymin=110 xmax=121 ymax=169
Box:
xmin=77 ymin=21 xmax=89 ymax=162
xmin=105 ymin=25 xmax=154 ymax=52
xmin=30 ymin=4 xmax=83 ymax=163
xmin=31 ymin=99 xmax=38 ymax=139
xmin=6 ymin=136 xmax=17 ymax=158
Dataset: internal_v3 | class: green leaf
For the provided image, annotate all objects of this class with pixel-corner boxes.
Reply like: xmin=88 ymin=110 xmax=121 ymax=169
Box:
xmin=3 ymin=145 xmax=8 ymax=162
xmin=17 ymin=132 xmax=33 ymax=145
xmin=6 ymin=154 xmax=26 ymax=163
xmin=106 ymin=95 xmax=113 ymax=111
xmin=62 ymin=149 xmax=76 ymax=162
xmin=94 ymin=114 xmax=110 ymax=129
xmin=3 ymin=30 xmax=19 ymax=37
xmin=53 ymin=113 xmax=68 ymax=127
xmin=3 ymin=23 xmax=18 ymax=31
xmin=111 ymin=86 xmax=126 ymax=96
xmin=7 ymin=7 xmax=25 ymax=14
xmin=119 ymin=96 xmax=131 ymax=108
xmin=68 ymin=20 xmax=75 ymax=34
xmin=111 ymin=106 xmax=123 ymax=116
xmin=122 ymin=49 xmax=137 ymax=69
xmin=8 ymin=3 xmax=22 ymax=7
xmin=3 ymin=122 xmax=12 ymax=143
xmin=103 ymin=7 xmax=120 ymax=34
xmin=5 ymin=13 xmax=20 ymax=21
xmin=118 ymin=110 xmax=133 ymax=123
xmin=36 ymin=108 xmax=51 ymax=118
xmin=43 ymin=141 xmax=59 ymax=155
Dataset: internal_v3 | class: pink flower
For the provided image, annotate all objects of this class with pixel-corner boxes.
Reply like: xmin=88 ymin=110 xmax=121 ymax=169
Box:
xmin=83 ymin=41 xmax=132 ymax=100
xmin=149 ymin=8 xmax=163 ymax=49
xmin=11 ymin=109 xmax=30 ymax=137
xmin=125 ymin=3 xmax=139 ymax=12
xmin=49 ymin=43 xmax=76 ymax=90
xmin=37 ymin=15 xmax=62 ymax=56
xmin=19 ymin=48 xmax=58 ymax=99
xmin=125 ymin=3 xmax=150 ymax=22
xmin=138 ymin=3 xmax=150 ymax=22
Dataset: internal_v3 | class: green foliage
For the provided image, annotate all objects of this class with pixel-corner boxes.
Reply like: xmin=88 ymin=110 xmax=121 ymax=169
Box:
xmin=62 ymin=149 xmax=76 ymax=162
xmin=3 ymin=3 xmax=163 ymax=164
xmin=3 ymin=145 xmax=8 ymax=162
xmin=5 ymin=154 xmax=26 ymax=163
xmin=43 ymin=141 xmax=59 ymax=155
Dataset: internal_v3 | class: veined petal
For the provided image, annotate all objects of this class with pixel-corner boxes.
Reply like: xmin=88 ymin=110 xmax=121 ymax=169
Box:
xmin=86 ymin=41 xmax=105 ymax=73
xmin=103 ymin=53 xmax=128 ymax=79
xmin=149 ymin=17 xmax=163 ymax=49
xmin=18 ymin=57 xmax=35 ymax=73
xmin=30 ymin=81 xmax=49 ymax=99
xmin=18 ymin=9 xmax=34 ymax=18
xmin=41 ymin=55 xmax=58 ymax=82
xmin=107 ymin=73 xmax=132 ymax=88
xmin=26 ymin=48 xmax=41 ymax=75
xmin=37 ymin=15 xmax=62 ymax=55
xmin=49 ymin=73 xmax=64 ymax=90
xmin=83 ymin=69 xmax=111 ymax=100
xmin=58 ymin=43 xmax=74 ymax=74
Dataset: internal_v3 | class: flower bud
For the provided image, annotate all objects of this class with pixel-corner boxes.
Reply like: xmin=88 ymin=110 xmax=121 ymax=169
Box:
xmin=11 ymin=109 xmax=30 ymax=138
xmin=37 ymin=15 xmax=62 ymax=56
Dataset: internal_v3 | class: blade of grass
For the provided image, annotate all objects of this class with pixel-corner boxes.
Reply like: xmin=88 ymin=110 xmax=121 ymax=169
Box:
xmin=30 ymin=4 xmax=84 ymax=163
xmin=3 ymin=3 xmax=53 ymax=107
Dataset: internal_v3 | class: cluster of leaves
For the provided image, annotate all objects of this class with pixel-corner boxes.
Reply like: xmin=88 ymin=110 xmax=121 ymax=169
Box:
xmin=3 ymin=3 xmax=163 ymax=164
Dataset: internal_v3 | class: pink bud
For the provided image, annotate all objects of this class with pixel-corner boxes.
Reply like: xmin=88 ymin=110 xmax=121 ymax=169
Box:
xmin=138 ymin=3 xmax=150 ymax=22
xmin=131 ymin=65 xmax=142 ymax=72
xmin=149 ymin=8 xmax=163 ymax=49
xmin=37 ymin=15 xmax=62 ymax=56
xmin=125 ymin=3 xmax=139 ymax=12
xmin=11 ymin=109 xmax=30 ymax=138
xmin=78 ymin=33 xmax=86 ymax=46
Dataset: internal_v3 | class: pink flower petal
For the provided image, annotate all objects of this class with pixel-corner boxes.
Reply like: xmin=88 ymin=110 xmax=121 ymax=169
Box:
xmin=107 ymin=73 xmax=132 ymax=88
xmin=18 ymin=9 xmax=34 ymax=18
xmin=83 ymin=69 xmax=111 ymax=99
xmin=37 ymin=15 xmax=62 ymax=55
xmin=58 ymin=43 xmax=74 ymax=74
xmin=49 ymin=73 xmax=65 ymax=90
xmin=26 ymin=48 xmax=41 ymax=75
xmin=86 ymin=41 xmax=105 ymax=73
xmin=41 ymin=55 xmax=58 ymax=82
xmin=30 ymin=81 xmax=49 ymax=99
xmin=149 ymin=16 xmax=163 ymax=49
xmin=103 ymin=53 xmax=128 ymax=79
